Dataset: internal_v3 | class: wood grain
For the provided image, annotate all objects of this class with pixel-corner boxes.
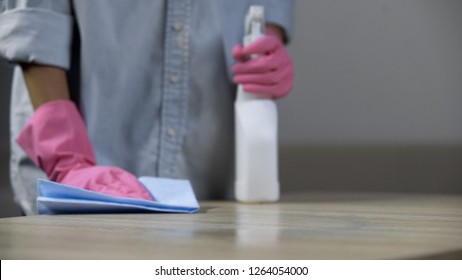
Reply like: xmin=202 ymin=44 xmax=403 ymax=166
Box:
xmin=0 ymin=192 xmax=461 ymax=259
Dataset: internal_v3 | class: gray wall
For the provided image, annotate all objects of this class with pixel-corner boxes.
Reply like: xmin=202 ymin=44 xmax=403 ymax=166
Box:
xmin=0 ymin=60 xmax=11 ymax=149
xmin=281 ymin=0 xmax=462 ymax=145
xmin=1 ymin=0 xmax=462 ymax=216
xmin=0 ymin=59 xmax=17 ymax=217
xmin=278 ymin=0 xmax=462 ymax=195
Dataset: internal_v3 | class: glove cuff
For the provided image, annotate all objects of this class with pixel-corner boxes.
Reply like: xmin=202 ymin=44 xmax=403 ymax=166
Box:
xmin=16 ymin=99 xmax=96 ymax=181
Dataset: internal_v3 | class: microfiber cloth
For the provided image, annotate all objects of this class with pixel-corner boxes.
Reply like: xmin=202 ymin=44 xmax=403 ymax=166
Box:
xmin=36 ymin=177 xmax=200 ymax=215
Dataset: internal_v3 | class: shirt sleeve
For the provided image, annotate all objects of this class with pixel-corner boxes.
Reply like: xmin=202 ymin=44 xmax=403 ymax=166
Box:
xmin=0 ymin=0 xmax=73 ymax=69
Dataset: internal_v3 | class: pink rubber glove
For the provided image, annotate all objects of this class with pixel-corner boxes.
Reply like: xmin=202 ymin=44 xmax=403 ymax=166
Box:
xmin=232 ymin=29 xmax=294 ymax=99
xmin=16 ymin=100 xmax=153 ymax=200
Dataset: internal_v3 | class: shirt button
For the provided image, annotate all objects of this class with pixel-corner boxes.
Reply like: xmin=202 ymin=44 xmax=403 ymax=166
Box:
xmin=167 ymin=128 xmax=176 ymax=138
xmin=172 ymin=22 xmax=183 ymax=32
xmin=170 ymin=75 xmax=180 ymax=84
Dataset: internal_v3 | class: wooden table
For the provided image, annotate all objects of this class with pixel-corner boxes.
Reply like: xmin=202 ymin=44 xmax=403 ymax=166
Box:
xmin=1 ymin=192 xmax=461 ymax=259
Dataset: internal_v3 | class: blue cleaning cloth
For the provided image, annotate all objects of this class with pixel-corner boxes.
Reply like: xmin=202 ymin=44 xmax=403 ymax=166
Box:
xmin=36 ymin=177 xmax=200 ymax=214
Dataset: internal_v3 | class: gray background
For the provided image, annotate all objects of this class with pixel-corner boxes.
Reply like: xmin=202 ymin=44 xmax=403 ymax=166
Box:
xmin=281 ymin=0 xmax=462 ymax=145
xmin=1 ymin=0 xmax=461 ymax=217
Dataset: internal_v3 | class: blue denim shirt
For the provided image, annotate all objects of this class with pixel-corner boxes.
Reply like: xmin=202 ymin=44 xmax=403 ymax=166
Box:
xmin=0 ymin=0 xmax=293 ymax=214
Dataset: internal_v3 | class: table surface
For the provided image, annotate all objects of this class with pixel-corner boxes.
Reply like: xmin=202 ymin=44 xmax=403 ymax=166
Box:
xmin=1 ymin=192 xmax=461 ymax=259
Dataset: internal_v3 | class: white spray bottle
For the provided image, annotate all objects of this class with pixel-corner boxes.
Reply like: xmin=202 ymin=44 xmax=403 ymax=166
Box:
xmin=235 ymin=6 xmax=279 ymax=202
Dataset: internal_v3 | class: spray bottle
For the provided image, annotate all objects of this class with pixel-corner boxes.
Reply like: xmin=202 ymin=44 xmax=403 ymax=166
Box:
xmin=235 ymin=6 xmax=279 ymax=202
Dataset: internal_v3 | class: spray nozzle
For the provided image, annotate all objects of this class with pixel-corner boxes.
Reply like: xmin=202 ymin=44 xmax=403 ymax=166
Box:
xmin=244 ymin=6 xmax=265 ymax=36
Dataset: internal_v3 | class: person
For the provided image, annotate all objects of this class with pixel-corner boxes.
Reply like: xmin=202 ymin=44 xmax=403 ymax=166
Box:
xmin=0 ymin=0 xmax=294 ymax=215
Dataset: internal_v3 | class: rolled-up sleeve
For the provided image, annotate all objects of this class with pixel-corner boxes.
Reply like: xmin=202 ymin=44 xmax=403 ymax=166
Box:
xmin=0 ymin=0 xmax=73 ymax=69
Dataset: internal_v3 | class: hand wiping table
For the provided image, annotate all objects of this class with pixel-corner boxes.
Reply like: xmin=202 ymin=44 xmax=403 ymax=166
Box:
xmin=36 ymin=177 xmax=200 ymax=215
